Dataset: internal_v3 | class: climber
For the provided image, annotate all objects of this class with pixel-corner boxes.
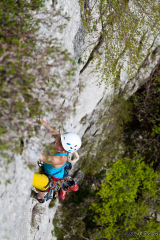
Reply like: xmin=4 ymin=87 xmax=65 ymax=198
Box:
xmin=32 ymin=151 xmax=80 ymax=202
xmin=34 ymin=117 xmax=81 ymax=202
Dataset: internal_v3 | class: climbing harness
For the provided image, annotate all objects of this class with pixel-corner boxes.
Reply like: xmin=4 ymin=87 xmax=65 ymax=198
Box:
xmin=44 ymin=176 xmax=71 ymax=201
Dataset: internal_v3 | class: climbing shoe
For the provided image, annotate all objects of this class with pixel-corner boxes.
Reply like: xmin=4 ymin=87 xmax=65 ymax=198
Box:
xmin=58 ymin=182 xmax=79 ymax=201
xmin=66 ymin=178 xmax=79 ymax=191
xmin=58 ymin=188 xmax=68 ymax=201
xmin=68 ymin=183 xmax=79 ymax=191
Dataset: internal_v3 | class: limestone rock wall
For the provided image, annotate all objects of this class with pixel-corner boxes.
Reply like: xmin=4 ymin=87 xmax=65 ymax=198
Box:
xmin=0 ymin=0 xmax=160 ymax=240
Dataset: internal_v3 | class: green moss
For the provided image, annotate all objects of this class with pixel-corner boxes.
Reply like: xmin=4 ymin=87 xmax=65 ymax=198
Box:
xmin=27 ymin=163 xmax=37 ymax=171
xmin=79 ymin=0 xmax=160 ymax=87
xmin=5 ymin=179 xmax=11 ymax=185
xmin=53 ymin=174 xmax=100 ymax=239
xmin=78 ymin=57 xmax=82 ymax=64
xmin=52 ymin=218 xmax=65 ymax=240
xmin=48 ymin=198 xmax=56 ymax=208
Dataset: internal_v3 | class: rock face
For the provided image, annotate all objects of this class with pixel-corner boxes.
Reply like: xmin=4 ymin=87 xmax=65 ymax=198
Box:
xmin=0 ymin=0 xmax=160 ymax=240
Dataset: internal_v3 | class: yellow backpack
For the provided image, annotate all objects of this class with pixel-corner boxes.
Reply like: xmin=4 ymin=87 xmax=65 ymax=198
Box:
xmin=32 ymin=173 xmax=50 ymax=192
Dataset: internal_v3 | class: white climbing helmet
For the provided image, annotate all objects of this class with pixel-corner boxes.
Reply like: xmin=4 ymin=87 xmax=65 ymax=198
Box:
xmin=61 ymin=132 xmax=81 ymax=153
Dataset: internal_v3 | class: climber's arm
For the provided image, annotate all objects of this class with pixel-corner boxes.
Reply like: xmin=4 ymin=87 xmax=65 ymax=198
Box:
xmin=39 ymin=152 xmax=52 ymax=164
xmin=41 ymin=117 xmax=60 ymax=136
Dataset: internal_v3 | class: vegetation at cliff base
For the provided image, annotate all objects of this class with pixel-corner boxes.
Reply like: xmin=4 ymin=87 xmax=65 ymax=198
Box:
xmin=124 ymin=60 xmax=160 ymax=167
xmin=91 ymin=154 xmax=160 ymax=239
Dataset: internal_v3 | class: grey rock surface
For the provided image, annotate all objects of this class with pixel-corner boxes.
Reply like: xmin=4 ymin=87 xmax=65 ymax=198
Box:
xmin=0 ymin=0 xmax=160 ymax=240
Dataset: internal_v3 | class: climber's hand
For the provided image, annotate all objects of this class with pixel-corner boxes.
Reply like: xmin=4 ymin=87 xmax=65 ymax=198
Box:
xmin=41 ymin=116 xmax=46 ymax=125
xmin=40 ymin=116 xmax=60 ymax=136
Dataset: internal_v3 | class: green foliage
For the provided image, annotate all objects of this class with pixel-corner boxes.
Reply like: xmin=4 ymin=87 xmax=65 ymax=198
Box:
xmin=48 ymin=198 xmax=56 ymax=208
xmin=91 ymin=154 xmax=160 ymax=239
xmin=124 ymin=61 xmax=160 ymax=166
xmin=52 ymin=219 xmax=65 ymax=240
xmin=152 ymin=124 xmax=160 ymax=135
xmin=53 ymin=174 xmax=101 ymax=240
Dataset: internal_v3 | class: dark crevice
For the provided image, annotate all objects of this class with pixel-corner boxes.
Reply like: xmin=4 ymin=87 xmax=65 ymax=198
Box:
xmin=84 ymin=0 xmax=90 ymax=9
xmin=83 ymin=124 xmax=92 ymax=136
xmin=93 ymin=129 xmax=99 ymax=136
xmin=71 ymin=168 xmax=80 ymax=179
xmin=96 ymin=96 xmax=103 ymax=107
xmin=80 ymin=114 xmax=87 ymax=125
xmin=80 ymin=34 xmax=104 ymax=74
xmin=20 ymin=138 xmax=24 ymax=155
